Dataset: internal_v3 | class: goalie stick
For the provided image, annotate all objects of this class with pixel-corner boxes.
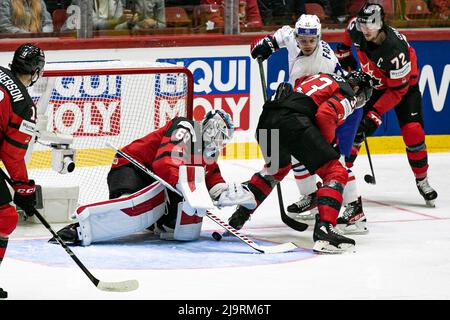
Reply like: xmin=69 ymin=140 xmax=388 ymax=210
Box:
xmin=257 ymin=57 xmax=308 ymax=232
xmin=106 ymin=142 xmax=297 ymax=254
xmin=0 ymin=168 xmax=138 ymax=293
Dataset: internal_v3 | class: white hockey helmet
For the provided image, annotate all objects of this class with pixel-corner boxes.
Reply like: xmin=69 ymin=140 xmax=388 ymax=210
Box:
xmin=294 ymin=14 xmax=322 ymax=39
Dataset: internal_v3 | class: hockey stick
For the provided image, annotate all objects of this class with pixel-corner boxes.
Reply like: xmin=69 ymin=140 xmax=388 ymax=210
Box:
xmin=256 ymin=57 xmax=308 ymax=232
xmin=0 ymin=167 xmax=138 ymax=292
xmin=362 ymin=133 xmax=376 ymax=184
xmin=106 ymin=142 xmax=297 ymax=254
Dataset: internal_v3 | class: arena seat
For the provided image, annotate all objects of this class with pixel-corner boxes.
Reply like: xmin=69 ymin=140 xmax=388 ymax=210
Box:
xmin=52 ymin=8 xmax=67 ymax=32
xmin=165 ymin=6 xmax=192 ymax=27
xmin=305 ymin=3 xmax=327 ymax=20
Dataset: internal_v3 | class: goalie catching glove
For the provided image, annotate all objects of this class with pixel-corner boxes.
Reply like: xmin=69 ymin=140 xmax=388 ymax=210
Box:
xmin=209 ymin=182 xmax=257 ymax=210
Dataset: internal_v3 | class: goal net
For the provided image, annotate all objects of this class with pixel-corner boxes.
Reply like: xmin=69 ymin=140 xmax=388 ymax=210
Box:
xmin=27 ymin=61 xmax=193 ymax=206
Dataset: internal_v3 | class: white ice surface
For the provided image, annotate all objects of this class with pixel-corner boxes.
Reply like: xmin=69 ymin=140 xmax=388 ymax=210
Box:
xmin=1 ymin=152 xmax=450 ymax=300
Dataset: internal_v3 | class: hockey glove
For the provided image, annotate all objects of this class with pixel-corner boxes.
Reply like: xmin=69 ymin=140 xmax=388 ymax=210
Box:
xmin=12 ymin=180 xmax=37 ymax=218
xmin=345 ymin=143 xmax=362 ymax=168
xmin=335 ymin=43 xmax=357 ymax=72
xmin=273 ymin=82 xmax=293 ymax=101
xmin=250 ymin=35 xmax=279 ymax=61
xmin=359 ymin=110 xmax=382 ymax=137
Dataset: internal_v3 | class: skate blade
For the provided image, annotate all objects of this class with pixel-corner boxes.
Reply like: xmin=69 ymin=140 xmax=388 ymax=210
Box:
xmin=336 ymin=223 xmax=369 ymax=235
xmin=313 ymin=241 xmax=355 ymax=254
xmin=294 ymin=213 xmax=316 ymax=221
xmin=425 ymin=199 xmax=436 ymax=207
xmin=293 ymin=208 xmax=318 ymax=221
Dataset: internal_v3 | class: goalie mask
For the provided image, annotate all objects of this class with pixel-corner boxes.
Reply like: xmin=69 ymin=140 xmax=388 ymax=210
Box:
xmin=345 ymin=71 xmax=374 ymax=109
xmin=202 ymin=110 xmax=234 ymax=159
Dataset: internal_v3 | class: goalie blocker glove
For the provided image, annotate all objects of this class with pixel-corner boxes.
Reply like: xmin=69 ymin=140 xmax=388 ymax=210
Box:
xmin=250 ymin=35 xmax=280 ymax=61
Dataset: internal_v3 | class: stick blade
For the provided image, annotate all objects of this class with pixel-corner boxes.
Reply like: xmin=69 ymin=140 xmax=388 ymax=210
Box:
xmin=97 ymin=279 xmax=139 ymax=292
xmin=280 ymin=214 xmax=309 ymax=231
xmin=257 ymin=242 xmax=298 ymax=254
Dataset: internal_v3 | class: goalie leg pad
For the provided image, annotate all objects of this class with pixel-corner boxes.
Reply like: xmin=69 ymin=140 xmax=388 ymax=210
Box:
xmin=75 ymin=182 xmax=166 ymax=246
xmin=173 ymin=202 xmax=203 ymax=241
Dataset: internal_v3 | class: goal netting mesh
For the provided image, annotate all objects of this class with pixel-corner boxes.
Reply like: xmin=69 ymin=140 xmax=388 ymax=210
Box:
xmin=26 ymin=61 xmax=193 ymax=205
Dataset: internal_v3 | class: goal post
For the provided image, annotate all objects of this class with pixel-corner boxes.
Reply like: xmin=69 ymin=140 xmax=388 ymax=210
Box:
xmin=24 ymin=61 xmax=194 ymax=221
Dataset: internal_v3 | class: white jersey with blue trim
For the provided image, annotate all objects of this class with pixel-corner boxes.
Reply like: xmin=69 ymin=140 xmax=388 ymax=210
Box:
xmin=273 ymin=25 xmax=345 ymax=85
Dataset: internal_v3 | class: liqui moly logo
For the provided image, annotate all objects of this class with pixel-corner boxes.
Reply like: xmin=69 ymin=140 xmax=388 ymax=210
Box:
xmin=153 ymin=72 xmax=189 ymax=128
xmin=158 ymin=57 xmax=251 ymax=130
xmin=44 ymin=75 xmax=122 ymax=137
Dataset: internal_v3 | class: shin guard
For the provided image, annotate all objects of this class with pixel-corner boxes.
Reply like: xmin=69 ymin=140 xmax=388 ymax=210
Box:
xmin=316 ymin=160 xmax=348 ymax=225
xmin=292 ymin=165 xmax=318 ymax=196
xmin=401 ymin=122 xmax=428 ymax=179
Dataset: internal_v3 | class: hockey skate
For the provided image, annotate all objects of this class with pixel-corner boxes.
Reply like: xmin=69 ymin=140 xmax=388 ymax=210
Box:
xmin=313 ymin=215 xmax=355 ymax=254
xmin=152 ymin=215 xmax=176 ymax=240
xmin=287 ymin=191 xmax=318 ymax=221
xmin=416 ymin=177 xmax=438 ymax=207
xmin=48 ymin=223 xmax=81 ymax=246
xmin=336 ymin=197 xmax=369 ymax=235
xmin=228 ymin=206 xmax=252 ymax=230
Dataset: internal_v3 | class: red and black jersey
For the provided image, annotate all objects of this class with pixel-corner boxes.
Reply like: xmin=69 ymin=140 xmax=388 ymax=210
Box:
xmin=111 ymin=117 xmax=225 ymax=189
xmin=342 ymin=19 xmax=419 ymax=114
xmin=0 ymin=66 xmax=36 ymax=183
xmin=265 ymin=73 xmax=357 ymax=143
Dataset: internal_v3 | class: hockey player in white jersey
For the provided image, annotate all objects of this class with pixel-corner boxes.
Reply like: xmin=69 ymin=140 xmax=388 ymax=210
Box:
xmin=249 ymin=14 xmax=368 ymax=234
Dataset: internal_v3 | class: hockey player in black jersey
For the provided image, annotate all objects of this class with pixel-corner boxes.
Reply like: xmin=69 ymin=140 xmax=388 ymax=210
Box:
xmin=228 ymin=71 xmax=374 ymax=253
xmin=335 ymin=2 xmax=437 ymax=207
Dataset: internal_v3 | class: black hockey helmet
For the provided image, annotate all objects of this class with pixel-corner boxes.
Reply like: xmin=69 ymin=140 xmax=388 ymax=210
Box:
xmin=345 ymin=70 xmax=374 ymax=109
xmin=356 ymin=3 xmax=385 ymax=30
xmin=10 ymin=43 xmax=45 ymax=77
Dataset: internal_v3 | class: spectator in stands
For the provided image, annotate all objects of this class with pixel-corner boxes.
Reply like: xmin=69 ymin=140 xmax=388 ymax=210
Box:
xmin=257 ymin=0 xmax=305 ymax=26
xmin=0 ymin=0 xmax=53 ymax=33
xmin=430 ymin=0 xmax=449 ymax=19
xmin=201 ymin=0 xmax=263 ymax=29
xmin=45 ymin=0 xmax=72 ymax=15
xmin=120 ymin=0 xmax=166 ymax=29
xmin=329 ymin=0 xmax=348 ymax=23
xmin=91 ymin=0 xmax=136 ymax=30
xmin=239 ymin=0 xmax=264 ymax=28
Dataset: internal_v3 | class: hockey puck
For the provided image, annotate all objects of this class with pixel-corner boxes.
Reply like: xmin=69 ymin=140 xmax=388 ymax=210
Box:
xmin=364 ymin=174 xmax=375 ymax=184
xmin=212 ymin=232 xmax=222 ymax=241
xmin=0 ymin=289 xmax=7 ymax=299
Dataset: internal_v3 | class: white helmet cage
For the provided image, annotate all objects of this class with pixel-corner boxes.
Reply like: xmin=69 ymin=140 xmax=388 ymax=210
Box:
xmin=294 ymin=14 xmax=322 ymax=39
xmin=202 ymin=110 xmax=234 ymax=158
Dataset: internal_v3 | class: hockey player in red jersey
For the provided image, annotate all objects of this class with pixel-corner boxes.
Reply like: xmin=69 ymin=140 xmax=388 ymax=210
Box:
xmin=335 ymin=3 xmax=438 ymax=206
xmin=0 ymin=43 xmax=45 ymax=296
xmin=52 ymin=110 xmax=257 ymax=245
xmin=228 ymin=71 xmax=373 ymax=253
